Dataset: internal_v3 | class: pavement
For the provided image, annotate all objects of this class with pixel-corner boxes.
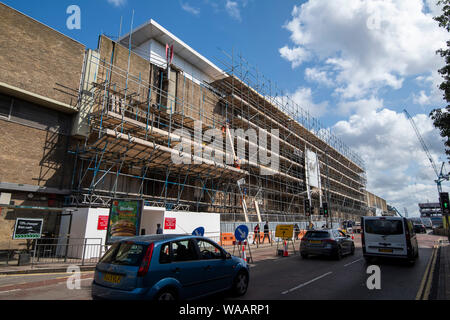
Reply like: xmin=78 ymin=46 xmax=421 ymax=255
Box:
xmin=437 ymin=240 xmax=450 ymax=300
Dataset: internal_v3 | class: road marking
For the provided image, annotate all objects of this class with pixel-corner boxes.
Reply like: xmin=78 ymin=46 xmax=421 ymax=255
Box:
xmin=281 ymin=272 xmax=332 ymax=295
xmin=0 ymin=271 xmax=94 ymax=278
xmin=415 ymin=245 xmax=437 ymax=300
xmin=0 ymin=289 xmax=21 ymax=294
xmin=422 ymin=245 xmax=439 ymax=300
xmin=344 ymin=258 xmax=363 ymax=267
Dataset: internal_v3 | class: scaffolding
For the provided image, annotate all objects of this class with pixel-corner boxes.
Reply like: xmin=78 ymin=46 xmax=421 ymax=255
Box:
xmin=67 ymin=34 xmax=367 ymax=222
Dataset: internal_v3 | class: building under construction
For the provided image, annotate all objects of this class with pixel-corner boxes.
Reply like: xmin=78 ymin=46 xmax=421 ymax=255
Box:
xmin=66 ymin=19 xmax=367 ymax=223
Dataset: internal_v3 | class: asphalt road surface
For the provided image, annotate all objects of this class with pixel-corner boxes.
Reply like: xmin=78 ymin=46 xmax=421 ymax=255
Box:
xmin=0 ymin=233 xmax=442 ymax=300
xmin=230 ymin=247 xmax=433 ymax=300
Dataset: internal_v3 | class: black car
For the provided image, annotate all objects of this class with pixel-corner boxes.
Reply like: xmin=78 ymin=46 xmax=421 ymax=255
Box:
xmin=413 ymin=223 xmax=426 ymax=234
xmin=300 ymin=229 xmax=355 ymax=260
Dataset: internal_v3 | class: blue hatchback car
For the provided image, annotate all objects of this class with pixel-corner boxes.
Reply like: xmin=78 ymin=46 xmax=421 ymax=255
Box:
xmin=91 ymin=234 xmax=249 ymax=300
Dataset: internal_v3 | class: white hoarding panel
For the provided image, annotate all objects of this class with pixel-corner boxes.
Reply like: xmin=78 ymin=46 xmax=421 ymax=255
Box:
xmin=306 ymin=149 xmax=319 ymax=188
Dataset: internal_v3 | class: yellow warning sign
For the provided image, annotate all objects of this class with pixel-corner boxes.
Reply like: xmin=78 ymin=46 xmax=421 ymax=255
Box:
xmin=275 ymin=224 xmax=294 ymax=239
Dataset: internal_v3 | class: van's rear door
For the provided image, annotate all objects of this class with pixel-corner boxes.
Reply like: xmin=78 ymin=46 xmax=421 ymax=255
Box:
xmin=94 ymin=241 xmax=147 ymax=291
xmin=364 ymin=217 xmax=407 ymax=256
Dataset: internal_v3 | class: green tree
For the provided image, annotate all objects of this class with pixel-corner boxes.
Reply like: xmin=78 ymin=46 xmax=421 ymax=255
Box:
xmin=431 ymin=0 xmax=450 ymax=162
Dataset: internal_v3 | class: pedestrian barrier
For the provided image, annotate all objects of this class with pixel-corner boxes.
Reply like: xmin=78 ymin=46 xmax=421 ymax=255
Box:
xmin=220 ymin=233 xmax=235 ymax=246
xmin=20 ymin=237 xmax=108 ymax=268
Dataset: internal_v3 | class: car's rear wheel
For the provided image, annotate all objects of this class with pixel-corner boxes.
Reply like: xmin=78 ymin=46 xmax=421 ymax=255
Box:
xmin=301 ymin=252 xmax=308 ymax=259
xmin=232 ymin=270 xmax=249 ymax=297
xmin=155 ymin=288 xmax=178 ymax=301
xmin=335 ymin=247 xmax=343 ymax=260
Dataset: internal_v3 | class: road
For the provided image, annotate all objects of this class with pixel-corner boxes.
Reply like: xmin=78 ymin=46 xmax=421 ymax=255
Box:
xmin=0 ymin=233 xmax=443 ymax=300
xmin=232 ymin=247 xmax=433 ymax=300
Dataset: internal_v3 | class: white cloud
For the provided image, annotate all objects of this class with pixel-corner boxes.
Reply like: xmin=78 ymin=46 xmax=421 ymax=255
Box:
xmin=276 ymin=87 xmax=329 ymax=118
xmin=280 ymin=0 xmax=447 ymax=99
xmin=225 ymin=0 xmax=241 ymax=21
xmin=181 ymin=2 xmax=200 ymax=16
xmin=337 ymin=96 xmax=383 ymax=116
xmin=305 ymin=67 xmax=334 ymax=87
xmin=413 ymin=90 xmax=432 ymax=106
xmin=413 ymin=70 xmax=444 ymax=106
xmin=279 ymin=46 xmax=310 ymax=69
xmin=107 ymin=0 xmax=126 ymax=7
xmin=332 ymin=107 xmax=446 ymax=215
xmin=424 ymin=0 xmax=444 ymax=16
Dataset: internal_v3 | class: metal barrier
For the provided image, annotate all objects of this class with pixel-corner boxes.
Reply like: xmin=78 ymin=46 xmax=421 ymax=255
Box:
xmin=30 ymin=237 xmax=107 ymax=267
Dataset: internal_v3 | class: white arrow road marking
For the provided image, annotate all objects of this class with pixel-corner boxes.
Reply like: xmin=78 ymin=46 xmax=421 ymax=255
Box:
xmin=281 ymin=272 xmax=333 ymax=295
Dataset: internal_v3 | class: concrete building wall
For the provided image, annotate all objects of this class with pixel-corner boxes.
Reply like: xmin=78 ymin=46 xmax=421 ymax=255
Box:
xmin=0 ymin=193 xmax=63 ymax=250
xmin=366 ymin=191 xmax=388 ymax=215
xmin=0 ymin=3 xmax=85 ymax=109
xmin=0 ymin=100 xmax=73 ymax=189
xmin=97 ymin=36 xmax=151 ymax=106
xmin=97 ymin=36 xmax=225 ymax=129
xmin=0 ymin=4 xmax=86 ymax=251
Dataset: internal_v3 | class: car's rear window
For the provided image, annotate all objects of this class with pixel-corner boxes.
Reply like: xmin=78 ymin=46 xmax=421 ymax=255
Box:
xmin=305 ymin=231 xmax=330 ymax=239
xmin=99 ymin=242 xmax=147 ymax=266
xmin=365 ymin=220 xmax=403 ymax=235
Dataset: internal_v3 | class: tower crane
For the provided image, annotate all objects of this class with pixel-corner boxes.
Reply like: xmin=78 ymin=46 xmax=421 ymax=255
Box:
xmin=403 ymin=109 xmax=449 ymax=193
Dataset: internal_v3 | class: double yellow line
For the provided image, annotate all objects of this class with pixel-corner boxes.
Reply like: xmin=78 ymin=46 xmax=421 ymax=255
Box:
xmin=416 ymin=245 xmax=439 ymax=300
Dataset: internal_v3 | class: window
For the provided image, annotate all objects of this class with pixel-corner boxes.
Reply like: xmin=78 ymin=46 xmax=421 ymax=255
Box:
xmin=99 ymin=242 xmax=146 ymax=266
xmin=99 ymin=243 xmax=120 ymax=264
xmin=159 ymin=243 xmax=171 ymax=264
xmin=305 ymin=231 xmax=330 ymax=239
xmin=172 ymin=240 xmax=198 ymax=262
xmin=365 ymin=220 xmax=403 ymax=235
xmin=0 ymin=94 xmax=12 ymax=119
xmin=407 ymin=221 xmax=415 ymax=236
xmin=338 ymin=231 xmax=347 ymax=238
xmin=197 ymin=239 xmax=223 ymax=260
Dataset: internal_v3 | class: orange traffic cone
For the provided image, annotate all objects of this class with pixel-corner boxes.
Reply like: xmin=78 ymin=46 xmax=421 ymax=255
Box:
xmin=283 ymin=240 xmax=289 ymax=257
xmin=242 ymin=244 xmax=247 ymax=262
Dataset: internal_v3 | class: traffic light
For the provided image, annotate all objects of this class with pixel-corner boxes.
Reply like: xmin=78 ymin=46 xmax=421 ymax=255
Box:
xmin=323 ymin=202 xmax=329 ymax=218
xmin=440 ymin=192 xmax=449 ymax=215
xmin=304 ymin=199 xmax=311 ymax=216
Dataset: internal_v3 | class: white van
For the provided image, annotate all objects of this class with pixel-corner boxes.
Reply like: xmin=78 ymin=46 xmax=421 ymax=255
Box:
xmin=361 ymin=216 xmax=419 ymax=265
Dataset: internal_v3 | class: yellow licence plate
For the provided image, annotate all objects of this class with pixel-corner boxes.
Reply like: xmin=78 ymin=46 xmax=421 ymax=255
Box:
xmin=103 ymin=273 xmax=122 ymax=284
xmin=379 ymin=248 xmax=393 ymax=253
xmin=309 ymin=240 xmax=322 ymax=244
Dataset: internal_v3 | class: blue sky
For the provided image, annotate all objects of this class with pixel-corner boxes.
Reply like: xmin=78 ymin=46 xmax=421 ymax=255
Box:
xmin=3 ymin=0 xmax=449 ymax=216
